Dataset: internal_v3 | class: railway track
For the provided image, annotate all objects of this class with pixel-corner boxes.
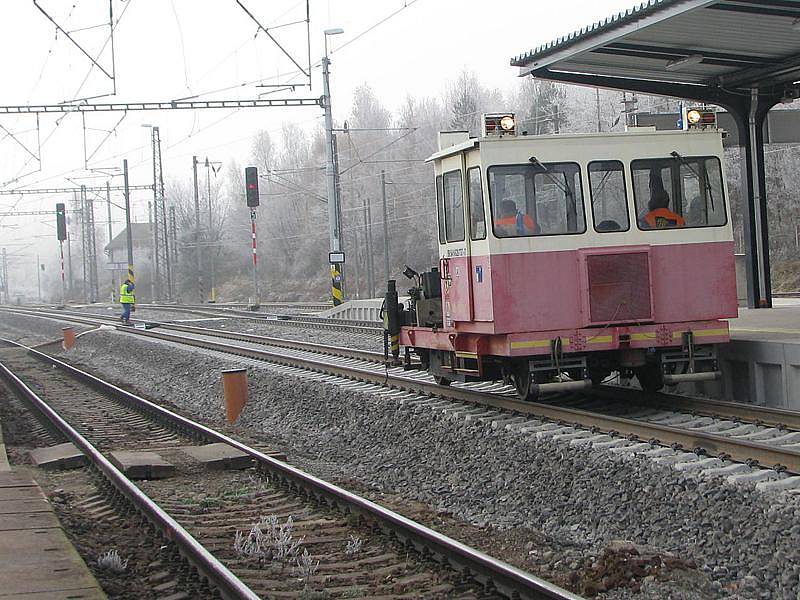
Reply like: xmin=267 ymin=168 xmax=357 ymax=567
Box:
xmin=5 ymin=306 xmax=800 ymax=478
xmin=139 ymin=303 xmax=381 ymax=335
xmin=0 ymin=338 xmax=575 ymax=600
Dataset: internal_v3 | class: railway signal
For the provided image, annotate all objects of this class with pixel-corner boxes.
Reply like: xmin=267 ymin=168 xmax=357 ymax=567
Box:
xmin=55 ymin=202 xmax=67 ymax=306
xmin=244 ymin=167 xmax=260 ymax=308
xmin=245 ymin=166 xmax=260 ymax=207
xmin=55 ymin=203 xmax=67 ymax=241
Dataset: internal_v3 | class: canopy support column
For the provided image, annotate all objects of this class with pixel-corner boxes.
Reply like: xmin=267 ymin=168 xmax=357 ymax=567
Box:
xmin=729 ymin=89 xmax=779 ymax=308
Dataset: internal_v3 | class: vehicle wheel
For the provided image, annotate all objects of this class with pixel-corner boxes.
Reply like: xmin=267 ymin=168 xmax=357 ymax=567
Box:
xmin=634 ymin=365 xmax=664 ymax=393
xmin=512 ymin=365 xmax=539 ymax=402
xmin=433 ymin=375 xmax=451 ymax=387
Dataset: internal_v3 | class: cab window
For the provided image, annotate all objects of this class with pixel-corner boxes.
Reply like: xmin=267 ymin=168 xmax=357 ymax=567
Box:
xmin=487 ymin=162 xmax=585 ymax=237
xmin=468 ymin=167 xmax=486 ymax=240
xmin=443 ymin=170 xmax=465 ymax=242
xmin=632 ymin=156 xmax=726 ymax=230
xmin=435 ymin=175 xmax=445 ymax=244
xmin=589 ymin=160 xmax=629 ymax=232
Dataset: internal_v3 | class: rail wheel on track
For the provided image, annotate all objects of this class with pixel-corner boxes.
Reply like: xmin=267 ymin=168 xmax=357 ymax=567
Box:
xmin=634 ymin=365 xmax=664 ymax=393
xmin=433 ymin=375 xmax=451 ymax=387
xmin=512 ymin=362 xmax=539 ymax=402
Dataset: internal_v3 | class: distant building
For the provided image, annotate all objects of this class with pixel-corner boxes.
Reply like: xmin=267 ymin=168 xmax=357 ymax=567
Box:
xmin=104 ymin=222 xmax=153 ymax=261
xmin=104 ymin=223 xmax=155 ymax=302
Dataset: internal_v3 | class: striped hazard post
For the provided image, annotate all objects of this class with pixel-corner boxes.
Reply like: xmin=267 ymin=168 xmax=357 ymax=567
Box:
xmin=330 ymin=263 xmax=343 ymax=306
xmin=250 ymin=208 xmax=260 ymax=304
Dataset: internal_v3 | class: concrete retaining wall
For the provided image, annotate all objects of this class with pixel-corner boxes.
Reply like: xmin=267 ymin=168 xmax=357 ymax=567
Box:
xmin=693 ymin=339 xmax=800 ymax=409
xmin=318 ymin=298 xmax=405 ymax=322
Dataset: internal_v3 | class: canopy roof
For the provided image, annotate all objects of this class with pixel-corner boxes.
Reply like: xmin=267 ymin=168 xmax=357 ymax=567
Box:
xmin=512 ymin=0 xmax=800 ymax=95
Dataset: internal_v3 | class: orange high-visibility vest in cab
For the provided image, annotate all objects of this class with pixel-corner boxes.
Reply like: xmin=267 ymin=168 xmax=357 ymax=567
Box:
xmin=644 ymin=208 xmax=685 ymax=229
xmin=495 ymin=213 xmax=536 ymax=235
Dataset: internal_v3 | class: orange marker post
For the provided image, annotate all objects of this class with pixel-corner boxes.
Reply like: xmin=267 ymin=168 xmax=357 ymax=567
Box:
xmin=222 ymin=368 xmax=248 ymax=423
xmin=62 ymin=327 xmax=75 ymax=351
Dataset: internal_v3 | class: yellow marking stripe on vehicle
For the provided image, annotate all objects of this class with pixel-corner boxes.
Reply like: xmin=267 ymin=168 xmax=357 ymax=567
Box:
xmin=586 ymin=335 xmax=613 ymax=344
xmin=510 ymin=340 xmax=551 ymax=349
xmin=630 ymin=332 xmax=656 ymax=341
xmin=671 ymin=328 xmax=729 ymax=339
xmin=455 ymin=351 xmax=478 ymax=359
xmin=510 ymin=335 xmax=614 ymax=350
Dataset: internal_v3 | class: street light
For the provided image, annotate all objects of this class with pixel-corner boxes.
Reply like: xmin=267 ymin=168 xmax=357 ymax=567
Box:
xmin=323 ymin=27 xmax=344 ymax=305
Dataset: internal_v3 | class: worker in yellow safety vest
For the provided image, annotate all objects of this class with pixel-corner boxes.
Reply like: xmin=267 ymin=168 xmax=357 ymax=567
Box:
xmin=119 ymin=279 xmax=135 ymax=325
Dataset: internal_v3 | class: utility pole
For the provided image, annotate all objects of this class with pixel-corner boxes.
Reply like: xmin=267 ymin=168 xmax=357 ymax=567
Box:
xmin=622 ymin=92 xmax=639 ymax=128
xmin=205 ymin=157 xmax=221 ymax=303
xmin=353 ymin=229 xmax=361 ymax=299
xmin=149 ymin=201 xmax=156 ymax=302
xmin=1 ymin=247 xmax=7 ymax=304
xmin=0 ymin=248 xmax=8 ymax=304
xmin=192 ymin=155 xmax=204 ymax=303
xmin=36 ymin=255 xmax=41 ymax=303
xmin=361 ymin=192 xmax=374 ymax=298
xmin=169 ymin=206 xmax=178 ymax=266
xmin=122 ymin=159 xmax=135 ymax=287
xmin=106 ymin=181 xmax=115 ymax=302
xmin=323 ymin=27 xmax=345 ymax=305
xmin=596 ymin=88 xmax=602 ymax=132
xmin=154 ymin=127 xmax=172 ymax=301
xmin=381 ymin=170 xmax=389 ymax=282
xmin=79 ymin=186 xmax=88 ymax=302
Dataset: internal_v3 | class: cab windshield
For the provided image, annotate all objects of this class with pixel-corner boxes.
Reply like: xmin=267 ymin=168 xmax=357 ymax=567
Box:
xmin=632 ymin=155 xmax=726 ymax=230
xmin=487 ymin=162 xmax=585 ymax=238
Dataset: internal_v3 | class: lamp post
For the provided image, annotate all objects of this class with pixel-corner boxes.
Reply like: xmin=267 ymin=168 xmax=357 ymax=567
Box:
xmin=323 ymin=27 xmax=344 ymax=305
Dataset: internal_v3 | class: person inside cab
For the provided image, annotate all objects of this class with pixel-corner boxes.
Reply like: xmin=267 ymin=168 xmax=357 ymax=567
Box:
xmin=495 ymin=199 xmax=537 ymax=236
xmin=640 ymin=171 xmax=685 ymax=229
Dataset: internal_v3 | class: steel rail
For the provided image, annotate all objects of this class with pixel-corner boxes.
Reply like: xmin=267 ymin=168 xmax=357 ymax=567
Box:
xmin=160 ymin=301 xmax=332 ymax=311
xmin=139 ymin=303 xmax=380 ymax=331
xmin=0 ymin=347 xmax=261 ymax=600
xmin=1 ymin=306 xmax=384 ymax=363
xmin=6 ymin=306 xmax=800 ymax=471
xmin=3 ymin=339 xmax=578 ymax=600
xmin=595 ymin=385 xmax=800 ymax=431
xmin=116 ymin=327 xmax=800 ymax=475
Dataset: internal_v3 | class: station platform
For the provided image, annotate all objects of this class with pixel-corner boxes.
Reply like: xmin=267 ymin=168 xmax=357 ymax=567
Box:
xmin=699 ymin=298 xmax=800 ymax=409
xmin=728 ymin=298 xmax=800 ymax=342
xmin=0 ymin=422 xmax=106 ymax=599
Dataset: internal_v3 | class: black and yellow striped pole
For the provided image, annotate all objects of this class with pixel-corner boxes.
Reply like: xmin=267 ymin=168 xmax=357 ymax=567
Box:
xmin=383 ymin=279 xmax=400 ymax=362
xmin=331 ymin=263 xmax=344 ymax=306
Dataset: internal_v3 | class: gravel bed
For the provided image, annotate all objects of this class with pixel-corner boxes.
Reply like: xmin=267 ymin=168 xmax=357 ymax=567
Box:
xmin=63 ymin=304 xmax=384 ymax=351
xmin=0 ymin=310 xmax=94 ymax=345
xmin=54 ymin=329 xmax=800 ymax=599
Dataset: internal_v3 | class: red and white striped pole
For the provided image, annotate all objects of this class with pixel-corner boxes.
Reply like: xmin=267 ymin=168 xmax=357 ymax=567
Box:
xmin=59 ymin=240 xmax=66 ymax=306
xmin=250 ymin=209 xmax=259 ymax=306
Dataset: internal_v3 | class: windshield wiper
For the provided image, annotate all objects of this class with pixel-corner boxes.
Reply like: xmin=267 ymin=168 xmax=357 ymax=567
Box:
xmin=528 ymin=156 xmax=573 ymax=198
xmin=670 ymin=150 xmax=715 ymax=211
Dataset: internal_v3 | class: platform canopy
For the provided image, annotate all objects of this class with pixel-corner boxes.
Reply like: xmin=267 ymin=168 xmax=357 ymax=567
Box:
xmin=511 ymin=0 xmax=800 ymax=308
xmin=512 ymin=0 xmax=800 ymax=97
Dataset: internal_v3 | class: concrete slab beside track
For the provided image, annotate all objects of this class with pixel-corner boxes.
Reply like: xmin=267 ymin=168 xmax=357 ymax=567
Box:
xmin=0 ymin=427 xmax=105 ymax=599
